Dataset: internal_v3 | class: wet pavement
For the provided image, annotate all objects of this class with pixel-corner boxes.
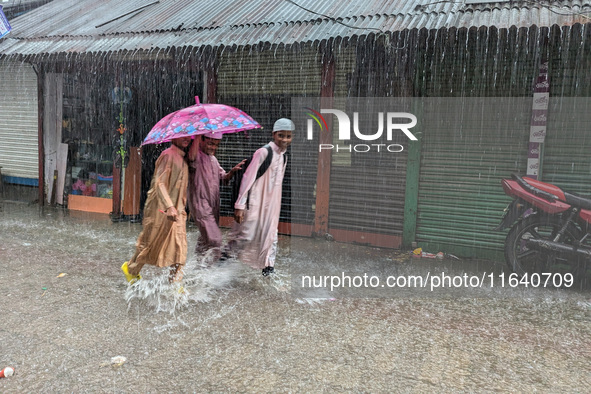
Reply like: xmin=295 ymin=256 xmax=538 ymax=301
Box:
xmin=0 ymin=201 xmax=590 ymax=392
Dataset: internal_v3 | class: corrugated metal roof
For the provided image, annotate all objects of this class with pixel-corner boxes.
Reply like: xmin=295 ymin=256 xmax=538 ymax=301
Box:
xmin=1 ymin=0 xmax=590 ymax=56
xmin=0 ymin=0 xmax=53 ymax=19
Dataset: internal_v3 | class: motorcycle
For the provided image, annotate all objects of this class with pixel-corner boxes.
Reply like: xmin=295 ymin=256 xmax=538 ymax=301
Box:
xmin=496 ymin=173 xmax=591 ymax=285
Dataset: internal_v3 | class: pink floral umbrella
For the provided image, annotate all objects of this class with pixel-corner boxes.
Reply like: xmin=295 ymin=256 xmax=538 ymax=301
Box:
xmin=142 ymin=96 xmax=261 ymax=145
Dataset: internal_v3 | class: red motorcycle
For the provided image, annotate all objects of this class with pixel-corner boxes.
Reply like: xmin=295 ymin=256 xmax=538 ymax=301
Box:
xmin=497 ymin=174 xmax=591 ymax=285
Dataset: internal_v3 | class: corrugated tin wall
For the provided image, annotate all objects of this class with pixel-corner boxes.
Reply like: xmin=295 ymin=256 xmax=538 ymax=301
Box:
xmin=0 ymin=59 xmax=38 ymax=181
xmin=328 ymin=135 xmax=408 ymax=236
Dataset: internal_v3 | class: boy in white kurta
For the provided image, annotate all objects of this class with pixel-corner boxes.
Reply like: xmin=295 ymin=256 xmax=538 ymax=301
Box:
xmin=226 ymin=118 xmax=294 ymax=275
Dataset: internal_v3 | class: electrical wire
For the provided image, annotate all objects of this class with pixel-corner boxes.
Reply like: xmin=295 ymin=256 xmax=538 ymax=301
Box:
xmin=284 ymin=0 xmax=385 ymax=33
xmin=284 ymin=0 xmax=408 ymax=49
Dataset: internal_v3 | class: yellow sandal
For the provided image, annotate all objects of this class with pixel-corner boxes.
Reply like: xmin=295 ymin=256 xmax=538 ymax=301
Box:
xmin=121 ymin=261 xmax=141 ymax=284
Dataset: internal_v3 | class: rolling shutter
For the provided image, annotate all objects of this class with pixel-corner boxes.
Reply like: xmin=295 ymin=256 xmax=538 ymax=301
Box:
xmin=413 ymin=26 xmax=551 ymax=259
xmin=542 ymin=98 xmax=591 ymax=195
xmin=0 ymin=59 xmax=38 ymax=183
xmin=327 ymin=44 xmax=408 ymax=244
xmin=416 ymin=98 xmax=530 ymax=259
xmin=541 ymin=24 xmax=591 ymax=194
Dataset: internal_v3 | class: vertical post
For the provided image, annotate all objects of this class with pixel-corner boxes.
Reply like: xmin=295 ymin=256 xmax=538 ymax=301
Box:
xmin=527 ymin=32 xmax=550 ymax=180
xmin=313 ymin=41 xmax=335 ymax=236
xmin=111 ymin=83 xmax=131 ymax=219
xmin=402 ymin=131 xmax=422 ymax=248
xmin=112 ymin=165 xmax=121 ymax=216
xmin=36 ymin=64 xmax=45 ymax=206
xmin=0 ymin=166 xmax=4 ymax=199
xmin=42 ymin=72 xmax=62 ymax=205
xmin=112 ymin=95 xmax=123 ymax=218
xmin=123 ymin=147 xmax=142 ymax=216
xmin=50 ymin=169 xmax=58 ymax=206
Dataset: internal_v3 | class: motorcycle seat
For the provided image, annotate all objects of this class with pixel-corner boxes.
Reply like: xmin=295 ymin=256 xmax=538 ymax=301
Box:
xmin=512 ymin=173 xmax=558 ymax=202
xmin=563 ymin=191 xmax=591 ymax=210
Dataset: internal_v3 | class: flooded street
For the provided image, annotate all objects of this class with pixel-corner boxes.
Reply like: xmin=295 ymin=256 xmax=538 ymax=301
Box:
xmin=0 ymin=201 xmax=590 ymax=392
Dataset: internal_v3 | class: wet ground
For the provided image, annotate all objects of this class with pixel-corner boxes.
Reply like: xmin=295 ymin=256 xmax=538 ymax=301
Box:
xmin=0 ymin=201 xmax=590 ymax=392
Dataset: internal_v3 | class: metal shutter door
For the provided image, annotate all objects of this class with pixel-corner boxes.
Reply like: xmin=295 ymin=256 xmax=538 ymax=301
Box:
xmin=541 ymin=25 xmax=591 ymax=193
xmin=542 ymin=98 xmax=591 ymax=195
xmin=0 ymin=59 xmax=38 ymax=182
xmin=416 ymin=98 xmax=530 ymax=259
xmin=328 ymin=44 xmax=408 ymax=243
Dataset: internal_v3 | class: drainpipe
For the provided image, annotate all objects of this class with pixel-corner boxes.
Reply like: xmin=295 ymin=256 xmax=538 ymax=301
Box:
xmin=402 ymin=57 xmax=423 ymax=249
xmin=402 ymin=130 xmax=422 ymax=248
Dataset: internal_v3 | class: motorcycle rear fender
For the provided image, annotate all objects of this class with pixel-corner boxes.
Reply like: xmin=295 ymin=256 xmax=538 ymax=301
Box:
xmin=578 ymin=209 xmax=591 ymax=224
xmin=501 ymin=179 xmax=570 ymax=214
xmin=495 ymin=199 xmax=530 ymax=231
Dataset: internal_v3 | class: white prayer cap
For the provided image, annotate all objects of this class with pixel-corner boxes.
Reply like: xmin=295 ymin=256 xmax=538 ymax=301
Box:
xmin=202 ymin=131 xmax=222 ymax=140
xmin=273 ymin=118 xmax=295 ymax=132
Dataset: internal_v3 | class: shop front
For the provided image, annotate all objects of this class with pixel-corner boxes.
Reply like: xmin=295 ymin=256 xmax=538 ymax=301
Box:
xmin=41 ymin=57 xmax=203 ymax=218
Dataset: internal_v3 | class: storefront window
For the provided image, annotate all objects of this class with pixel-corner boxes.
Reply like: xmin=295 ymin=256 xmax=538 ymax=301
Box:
xmin=62 ymin=73 xmax=114 ymax=200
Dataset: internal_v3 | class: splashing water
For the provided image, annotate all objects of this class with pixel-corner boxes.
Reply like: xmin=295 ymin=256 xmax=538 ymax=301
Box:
xmin=124 ymin=246 xmax=293 ymax=314
xmin=124 ymin=274 xmax=190 ymax=314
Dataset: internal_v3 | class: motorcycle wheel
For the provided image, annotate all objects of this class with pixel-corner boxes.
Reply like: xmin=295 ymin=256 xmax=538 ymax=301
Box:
xmin=504 ymin=215 xmax=583 ymax=279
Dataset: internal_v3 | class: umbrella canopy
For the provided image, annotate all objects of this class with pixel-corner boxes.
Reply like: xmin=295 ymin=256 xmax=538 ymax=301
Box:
xmin=142 ymin=97 xmax=261 ymax=145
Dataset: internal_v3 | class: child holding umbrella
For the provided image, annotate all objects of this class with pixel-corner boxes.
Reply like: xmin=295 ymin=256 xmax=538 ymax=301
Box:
xmin=125 ymin=96 xmax=261 ymax=284
xmin=187 ymin=131 xmax=245 ymax=262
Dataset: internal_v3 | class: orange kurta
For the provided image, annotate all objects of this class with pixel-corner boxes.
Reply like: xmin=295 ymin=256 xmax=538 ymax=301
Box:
xmin=129 ymin=144 xmax=189 ymax=268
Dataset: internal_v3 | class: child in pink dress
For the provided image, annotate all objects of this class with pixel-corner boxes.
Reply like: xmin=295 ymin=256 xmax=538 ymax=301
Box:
xmin=187 ymin=132 xmax=245 ymax=262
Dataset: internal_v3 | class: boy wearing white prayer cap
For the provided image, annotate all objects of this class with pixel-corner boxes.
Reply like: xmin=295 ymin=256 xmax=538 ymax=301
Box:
xmin=225 ymin=118 xmax=294 ymax=276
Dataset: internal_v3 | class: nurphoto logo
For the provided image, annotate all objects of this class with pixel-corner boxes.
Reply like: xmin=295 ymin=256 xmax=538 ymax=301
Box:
xmin=304 ymin=107 xmax=417 ymax=153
